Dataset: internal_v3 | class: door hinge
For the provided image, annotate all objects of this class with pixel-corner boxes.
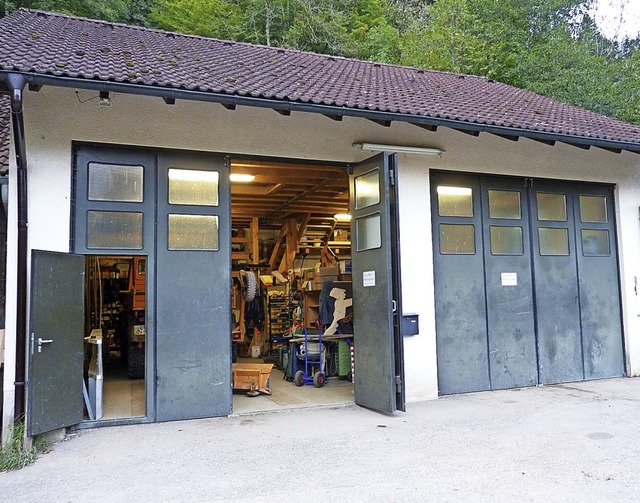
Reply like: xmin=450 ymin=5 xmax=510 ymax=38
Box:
xmin=389 ymin=169 xmax=396 ymax=186
xmin=395 ymin=375 xmax=402 ymax=391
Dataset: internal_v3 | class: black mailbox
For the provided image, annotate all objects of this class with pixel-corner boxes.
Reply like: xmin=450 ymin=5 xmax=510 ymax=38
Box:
xmin=401 ymin=313 xmax=419 ymax=336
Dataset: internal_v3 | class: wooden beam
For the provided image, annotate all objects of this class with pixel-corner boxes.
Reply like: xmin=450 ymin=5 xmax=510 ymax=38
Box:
xmin=413 ymin=123 xmax=438 ymax=132
xmin=564 ymin=142 xmax=591 ymax=150
xmin=368 ymin=118 xmax=392 ymax=127
xmin=596 ymin=146 xmax=622 ymax=154
xmin=492 ymin=133 xmax=519 ymax=142
xmin=268 ymin=225 xmax=286 ymax=271
xmin=454 ymin=128 xmax=480 ymax=137
xmin=250 ymin=217 xmax=260 ymax=264
xmin=279 ymin=217 xmax=300 ymax=272
xmin=531 ymin=137 xmax=556 ymax=147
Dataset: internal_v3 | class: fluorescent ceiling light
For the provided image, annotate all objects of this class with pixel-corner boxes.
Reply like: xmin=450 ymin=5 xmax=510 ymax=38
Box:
xmin=353 ymin=143 xmax=443 ymax=155
xmin=230 ymin=173 xmax=256 ymax=183
xmin=334 ymin=213 xmax=352 ymax=221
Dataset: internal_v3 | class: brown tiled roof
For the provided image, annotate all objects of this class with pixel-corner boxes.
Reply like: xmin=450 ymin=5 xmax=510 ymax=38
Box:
xmin=1 ymin=9 xmax=640 ymax=149
xmin=0 ymin=96 xmax=9 ymax=174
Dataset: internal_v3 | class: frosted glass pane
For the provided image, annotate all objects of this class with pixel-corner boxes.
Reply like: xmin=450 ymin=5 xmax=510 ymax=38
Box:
xmin=579 ymin=196 xmax=607 ymax=223
xmin=168 ymin=214 xmax=219 ymax=250
xmin=490 ymin=226 xmax=524 ymax=255
xmin=539 ymin=228 xmax=569 ymax=256
xmin=537 ymin=193 xmax=567 ymax=221
xmin=87 ymin=211 xmax=143 ymax=249
xmin=88 ymin=163 xmax=143 ymax=202
xmin=582 ymin=229 xmax=610 ymax=256
xmin=439 ymin=224 xmax=475 ymax=254
xmin=437 ymin=186 xmax=473 ymax=217
xmin=355 ymin=213 xmax=381 ymax=251
xmin=168 ymin=169 xmax=219 ymax=206
xmin=488 ymin=190 xmax=521 ymax=219
xmin=355 ymin=169 xmax=380 ymax=209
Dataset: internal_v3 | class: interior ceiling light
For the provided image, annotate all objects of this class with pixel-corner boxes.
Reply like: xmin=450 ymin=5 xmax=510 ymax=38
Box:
xmin=334 ymin=213 xmax=352 ymax=221
xmin=353 ymin=142 xmax=443 ymax=155
xmin=229 ymin=173 xmax=256 ymax=183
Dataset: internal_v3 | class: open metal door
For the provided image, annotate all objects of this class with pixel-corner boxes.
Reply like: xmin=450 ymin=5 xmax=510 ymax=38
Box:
xmin=27 ymin=250 xmax=85 ymax=436
xmin=350 ymin=153 xmax=405 ymax=413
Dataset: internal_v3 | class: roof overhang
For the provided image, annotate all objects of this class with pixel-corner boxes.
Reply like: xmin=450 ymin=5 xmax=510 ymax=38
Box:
xmin=2 ymin=70 xmax=639 ymax=155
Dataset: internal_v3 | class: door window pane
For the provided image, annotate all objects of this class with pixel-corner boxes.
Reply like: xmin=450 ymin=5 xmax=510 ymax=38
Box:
xmin=355 ymin=169 xmax=380 ymax=210
xmin=168 ymin=214 xmax=219 ymax=250
xmin=488 ymin=190 xmax=521 ymax=219
xmin=168 ymin=169 xmax=219 ymax=206
xmin=579 ymin=195 xmax=607 ymax=223
xmin=439 ymin=224 xmax=475 ymax=254
xmin=539 ymin=227 xmax=569 ymax=256
xmin=355 ymin=213 xmax=382 ymax=251
xmin=87 ymin=211 xmax=143 ymax=249
xmin=490 ymin=226 xmax=524 ymax=255
xmin=582 ymin=229 xmax=610 ymax=256
xmin=537 ymin=193 xmax=567 ymax=221
xmin=88 ymin=163 xmax=143 ymax=202
xmin=437 ymin=186 xmax=473 ymax=217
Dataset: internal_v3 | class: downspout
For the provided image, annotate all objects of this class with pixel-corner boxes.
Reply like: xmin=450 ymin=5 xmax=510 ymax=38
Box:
xmin=6 ymin=74 xmax=27 ymax=420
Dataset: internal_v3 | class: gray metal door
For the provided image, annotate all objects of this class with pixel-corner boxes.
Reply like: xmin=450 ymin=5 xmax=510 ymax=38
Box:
xmin=480 ymin=177 xmax=537 ymax=389
xmin=350 ymin=153 xmax=405 ymax=413
xmin=530 ymin=180 xmax=583 ymax=384
xmin=155 ymin=152 xmax=231 ymax=421
xmin=27 ymin=250 xmax=85 ymax=436
xmin=573 ymin=183 xmax=624 ymax=379
xmin=431 ymin=172 xmax=490 ymax=394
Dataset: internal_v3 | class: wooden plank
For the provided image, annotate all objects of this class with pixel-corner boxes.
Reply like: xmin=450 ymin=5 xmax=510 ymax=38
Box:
xmin=268 ymin=225 xmax=286 ymax=270
xmin=251 ymin=217 xmax=260 ymax=264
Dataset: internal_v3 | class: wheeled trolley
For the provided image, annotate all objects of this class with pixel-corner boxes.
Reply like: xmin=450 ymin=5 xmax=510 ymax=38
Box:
xmin=293 ymin=328 xmax=326 ymax=388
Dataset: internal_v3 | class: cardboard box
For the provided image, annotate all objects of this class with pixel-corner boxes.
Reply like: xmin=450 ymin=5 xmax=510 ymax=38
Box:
xmin=312 ymin=275 xmax=338 ymax=290
xmin=316 ymin=266 xmax=339 ymax=276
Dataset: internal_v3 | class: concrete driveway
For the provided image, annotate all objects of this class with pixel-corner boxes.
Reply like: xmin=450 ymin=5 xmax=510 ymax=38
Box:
xmin=2 ymin=377 xmax=639 ymax=502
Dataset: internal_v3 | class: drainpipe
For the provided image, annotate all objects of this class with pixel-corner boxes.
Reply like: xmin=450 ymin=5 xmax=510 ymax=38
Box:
xmin=7 ymin=74 xmax=27 ymax=420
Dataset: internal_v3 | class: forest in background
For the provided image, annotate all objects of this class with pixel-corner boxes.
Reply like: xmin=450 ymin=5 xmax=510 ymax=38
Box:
xmin=2 ymin=0 xmax=639 ymax=125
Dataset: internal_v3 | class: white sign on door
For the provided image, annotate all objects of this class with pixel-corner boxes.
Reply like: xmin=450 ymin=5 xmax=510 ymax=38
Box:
xmin=363 ymin=270 xmax=376 ymax=287
xmin=501 ymin=272 xmax=518 ymax=286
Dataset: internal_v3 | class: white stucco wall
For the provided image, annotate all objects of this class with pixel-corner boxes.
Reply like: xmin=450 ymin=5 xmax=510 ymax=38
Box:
xmin=3 ymin=85 xmax=640 ymax=432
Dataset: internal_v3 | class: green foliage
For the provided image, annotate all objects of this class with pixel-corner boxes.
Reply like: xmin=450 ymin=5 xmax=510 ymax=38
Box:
xmin=0 ymin=420 xmax=43 ymax=472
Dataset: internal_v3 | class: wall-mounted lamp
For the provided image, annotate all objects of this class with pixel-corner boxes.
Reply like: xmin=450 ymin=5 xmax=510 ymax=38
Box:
xmin=353 ymin=142 xmax=443 ymax=155
xmin=230 ymin=173 xmax=255 ymax=183
xmin=99 ymin=91 xmax=112 ymax=107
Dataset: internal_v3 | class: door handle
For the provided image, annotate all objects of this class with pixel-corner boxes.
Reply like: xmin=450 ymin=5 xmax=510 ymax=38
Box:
xmin=37 ymin=337 xmax=53 ymax=353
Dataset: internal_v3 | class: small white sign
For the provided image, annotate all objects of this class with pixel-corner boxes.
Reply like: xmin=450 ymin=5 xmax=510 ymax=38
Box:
xmin=363 ymin=270 xmax=376 ymax=287
xmin=501 ymin=272 xmax=518 ymax=287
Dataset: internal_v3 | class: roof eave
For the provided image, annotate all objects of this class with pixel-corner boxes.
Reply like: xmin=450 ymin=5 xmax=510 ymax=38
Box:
xmin=2 ymin=70 xmax=639 ymax=155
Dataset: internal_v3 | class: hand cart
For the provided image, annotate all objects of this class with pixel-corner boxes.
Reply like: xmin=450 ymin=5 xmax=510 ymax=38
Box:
xmin=293 ymin=327 xmax=326 ymax=388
